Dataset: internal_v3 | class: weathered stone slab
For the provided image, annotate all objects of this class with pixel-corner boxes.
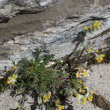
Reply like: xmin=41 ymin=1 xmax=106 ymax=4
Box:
xmin=0 ymin=0 xmax=110 ymax=43
xmin=0 ymin=7 xmax=109 ymax=68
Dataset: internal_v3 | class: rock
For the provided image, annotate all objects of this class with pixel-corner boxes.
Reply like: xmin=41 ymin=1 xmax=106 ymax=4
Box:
xmin=0 ymin=6 xmax=110 ymax=64
xmin=68 ymin=96 xmax=101 ymax=110
xmin=0 ymin=0 xmax=110 ymax=42
xmin=0 ymin=0 xmax=56 ymax=23
xmin=0 ymin=1 xmax=110 ymax=110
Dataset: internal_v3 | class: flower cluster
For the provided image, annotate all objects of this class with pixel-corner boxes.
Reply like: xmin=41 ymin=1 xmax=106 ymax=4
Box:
xmin=76 ymin=67 xmax=89 ymax=78
xmin=78 ymin=86 xmax=87 ymax=94
xmin=93 ymin=20 xmax=102 ymax=30
xmin=87 ymin=47 xmax=105 ymax=63
xmin=43 ymin=92 xmax=51 ymax=103
xmin=83 ymin=20 xmax=102 ymax=31
xmin=56 ymin=105 xmax=65 ymax=110
xmin=76 ymin=88 xmax=94 ymax=104
xmin=7 ymin=74 xmax=18 ymax=85
xmin=95 ymin=54 xmax=105 ymax=63
xmin=55 ymin=99 xmax=65 ymax=110
xmin=83 ymin=20 xmax=105 ymax=63
xmin=87 ymin=46 xmax=99 ymax=54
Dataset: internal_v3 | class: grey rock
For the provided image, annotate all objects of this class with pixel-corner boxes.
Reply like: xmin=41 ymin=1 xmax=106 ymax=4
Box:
xmin=0 ymin=6 xmax=110 ymax=67
xmin=0 ymin=0 xmax=110 ymax=24
xmin=0 ymin=3 xmax=110 ymax=110
xmin=0 ymin=0 xmax=56 ymax=22
xmin=0 ymin=0 xmax=110 ymax=40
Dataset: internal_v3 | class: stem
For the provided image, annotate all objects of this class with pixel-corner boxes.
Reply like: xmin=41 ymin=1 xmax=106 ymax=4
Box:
xmin=19 ymin=90 xmax=26 ymax=110
xmin=72 ymin=47 xmax=85 ymax=67
xmin=62 ymin=42 xmax=80 ymax=67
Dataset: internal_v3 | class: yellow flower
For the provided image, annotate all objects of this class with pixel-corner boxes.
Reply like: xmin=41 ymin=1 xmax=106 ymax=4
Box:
xmin=94 ymin=20 xmax=99 ymax=23
xmin=43 ymin=95 xmax=48 ymax=103
xmin=13 ymin=66 xmax=17 ymax=70
xmin=95 ymin=57 xmax=103 ymax=62
xmin=17 ymin=104 xmax=22 ymax=109
xmin=89 ymin=26 xmax=94 ymax=30
xmin=95 ymin=49 xmax=99 ymax=53
xmin=93 ymin=21 xmax=102 ymax=27
xmin=76 ymin=72 xmax=81 ymax=78
xmin=8 ymin=77 xmax=11 ymax=80
xmin=57 ymin=105 xmax=65 ymax=110
xmin=90 ymin=95 xmax=93 ymax=99
xmin=43 ymin=95 xmax=47 ymax=98
xmin=43 ymin=93 xmax=51 ymax=103
xmin=93 ymin=20 xmax=102 ymax=30
xmin=47 ymin=93 xmax=51 ymax=99
xmin=57 ymin=108 xmax=62 ymax=110
xmin=76 ymin=94 xmax=88 ymax=105
xmin=93 ymin=23 xmax=97 ymax=27
xmin=87 ymin=47 xmax=92 ymax=53
xmin=95 ymin=54 xmax=105 ymax=63
xmin=83 ymin=86 xmax=87 ymax=89
xmin=97 ymin=22 xmax=102 ymax=26
xmin=83 ymin=71 xmax=89 ymax=76
xmin=76 ymin=94 xmax=80 ymax=98
xmin=83 ymin=27 xmax=88 ymax=31
xmin=81 ymin=90 xmax=86 ymax=93
xmin=88 ymin=99 xmax=92 ymax=102
xmin=43 ymin=99 xmax=47 ymax=103
xmin=90 ymin=91 xmax=94 ymax=95
xmin=83 ymin=97 xmax=87 ymax=102
xmin=82 ymin=101 xmax=86 ymax=105
xmin=87 ymin=96 xmax=93 ymax=102
xmin=76 ymin=69 xmax=89 ymax=77
xmin=100 ymin=54 xmax=105 ymax=57
xmin=79 ymin=89 xmax=82 ymax=93
xmin=7 ymin=80 xmax=11 ymax=84
xmin=12 ymin=82 xmax=15 ymax=85
xmin=78 ymin=88 xmax=86 ymax=94
xmin=79 ymin=89 xmax=84 ymax=93
xmin=7 ymin=75 xmax=17 ymax=85
xmin=97 ymin=26 xmax=101 ymax=29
